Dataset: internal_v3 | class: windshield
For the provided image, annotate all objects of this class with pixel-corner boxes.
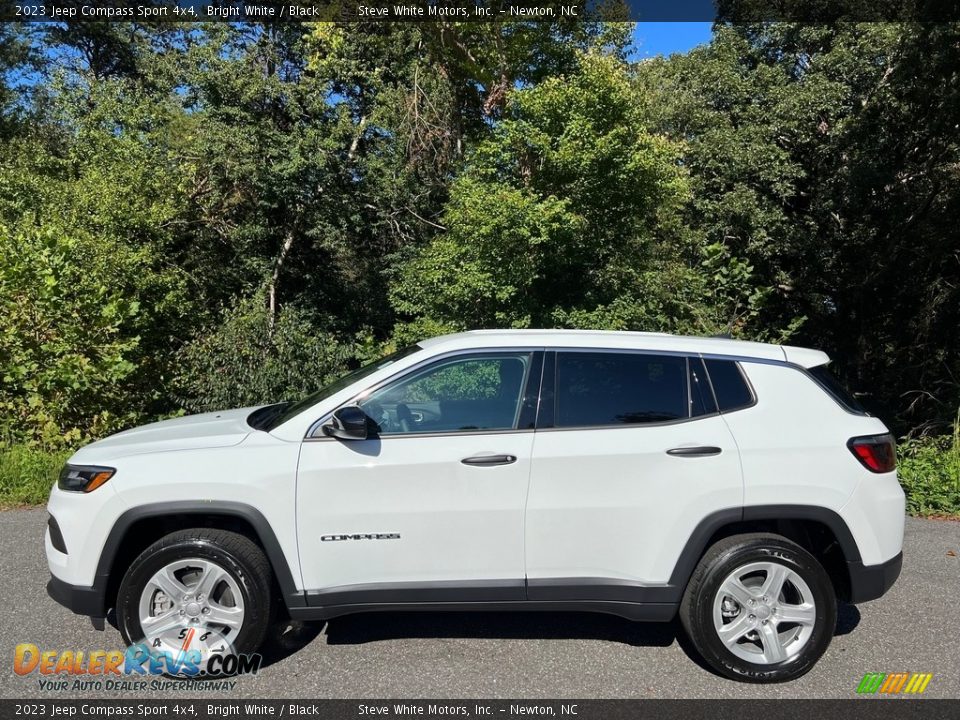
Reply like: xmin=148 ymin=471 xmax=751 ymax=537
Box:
xmin=251 ymin=345 xmax=424 ymax=432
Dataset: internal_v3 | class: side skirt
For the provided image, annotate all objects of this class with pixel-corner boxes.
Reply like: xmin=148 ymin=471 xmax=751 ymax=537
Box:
xmin=295 ymin=579 xmax=679 ymax=622
xmin=289 ymin=600 xmax=678 ymax=623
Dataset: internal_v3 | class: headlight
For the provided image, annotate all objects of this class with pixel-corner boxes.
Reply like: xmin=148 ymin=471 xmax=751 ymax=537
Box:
xmin=58 ymin=465 xmax=115 ymax=493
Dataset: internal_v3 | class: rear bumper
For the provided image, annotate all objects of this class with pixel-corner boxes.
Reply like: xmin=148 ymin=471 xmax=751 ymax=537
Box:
xmin=47 ymin=575 xmax=106 ymax=619
xmin=846 ymin=551 xmax=902 ymax=604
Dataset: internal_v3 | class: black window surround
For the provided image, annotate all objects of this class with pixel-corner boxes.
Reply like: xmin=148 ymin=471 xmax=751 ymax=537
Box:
xmin=306 ymin=347 xmax=768 ymax=439
xmin=306 ymin=348 xmax=546 ymax=439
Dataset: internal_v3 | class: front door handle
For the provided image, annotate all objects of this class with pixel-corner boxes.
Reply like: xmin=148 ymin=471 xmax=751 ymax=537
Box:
xmin=666 ymin=446 xmax=722 ymax=457
xmin=461 ymin=454 xmax=517 ymax=467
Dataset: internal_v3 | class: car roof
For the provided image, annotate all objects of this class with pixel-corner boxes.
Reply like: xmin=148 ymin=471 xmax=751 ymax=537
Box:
xmin=417 ymin=329 xmax=829 ymax=368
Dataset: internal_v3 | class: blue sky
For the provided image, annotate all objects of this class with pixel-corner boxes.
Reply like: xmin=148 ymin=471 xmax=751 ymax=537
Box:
xmin=7 ymin=23 xmax=715 ymax=91
xmin=631 ymin=23 xmax=714 ymax=58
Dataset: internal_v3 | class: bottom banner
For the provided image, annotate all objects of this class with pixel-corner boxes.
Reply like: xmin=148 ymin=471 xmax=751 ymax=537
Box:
xmin=2 ymin=700 xmax=959 ymax=720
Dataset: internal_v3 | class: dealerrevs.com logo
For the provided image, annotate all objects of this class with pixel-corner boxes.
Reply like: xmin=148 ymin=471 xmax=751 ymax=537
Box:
xmin=14 ymin=633 xmax=261 ymax=691
xmin=856 ymin=672 xmax=933 ymax=695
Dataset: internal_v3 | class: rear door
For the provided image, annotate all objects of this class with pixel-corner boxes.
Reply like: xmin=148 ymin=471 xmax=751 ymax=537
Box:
xmin=525 ymin=351 xmax=743 ymax=600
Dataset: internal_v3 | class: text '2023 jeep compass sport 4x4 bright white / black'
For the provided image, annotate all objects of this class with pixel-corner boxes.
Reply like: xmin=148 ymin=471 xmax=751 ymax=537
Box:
xmin=46 ymin=330 xmax=904 ymax=682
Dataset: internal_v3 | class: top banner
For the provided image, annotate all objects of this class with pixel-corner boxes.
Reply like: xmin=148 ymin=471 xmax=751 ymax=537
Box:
xmin=7 ymin=0 xmax=960 ymax=23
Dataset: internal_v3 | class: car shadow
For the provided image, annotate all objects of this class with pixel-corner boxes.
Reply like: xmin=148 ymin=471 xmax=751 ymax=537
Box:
xmin=318 ymin=602 xmax=861 ymax=646
xmin=113 ymin=602 xmax=861 ymax=673
xmin=835 ymin=602 xmax=861 ymax=636
xmin=258 ymin=620 xmax=327 ymax=669
xmin=321 ymin=610 xmax=678 ymax=647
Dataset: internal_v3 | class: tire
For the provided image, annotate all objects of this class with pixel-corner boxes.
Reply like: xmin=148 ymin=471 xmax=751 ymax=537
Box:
xmin=679 ymin=533 xmax=836 ymax=683
xmin=116 ymin=528 xmax=273 ymax=670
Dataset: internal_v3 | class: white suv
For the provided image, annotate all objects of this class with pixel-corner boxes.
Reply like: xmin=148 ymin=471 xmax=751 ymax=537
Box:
xmin=46 ymin=330 xmax=904 ymax=682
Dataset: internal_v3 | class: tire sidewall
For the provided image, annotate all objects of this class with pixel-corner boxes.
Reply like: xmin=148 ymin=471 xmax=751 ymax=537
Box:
xmin=694 ymin=541 xmax=836 ymax=683
xmin=117 ymin=536 xmax=269 ymax=658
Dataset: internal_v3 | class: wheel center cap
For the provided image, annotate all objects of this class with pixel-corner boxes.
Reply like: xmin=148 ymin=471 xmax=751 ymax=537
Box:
xmin=185 ymin=602 xmax=201 ymax=617
xmin=754 ymin=604 xmax=772 ymax=620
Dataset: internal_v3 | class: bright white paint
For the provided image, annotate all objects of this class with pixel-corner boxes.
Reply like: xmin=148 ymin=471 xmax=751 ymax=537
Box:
xmin=46 ymin=329 xmax=904 ymax=602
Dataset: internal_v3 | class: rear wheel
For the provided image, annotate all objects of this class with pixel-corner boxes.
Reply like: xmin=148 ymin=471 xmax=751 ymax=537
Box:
xmin=116 ymin=529 xmax=273 ymax=671
xmin=679 ymin=533 xmax=836 ymax=683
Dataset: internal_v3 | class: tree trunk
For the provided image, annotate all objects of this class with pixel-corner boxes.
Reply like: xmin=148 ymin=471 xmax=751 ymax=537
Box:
xmin=268 ymin=228 xmax=295 ymax=333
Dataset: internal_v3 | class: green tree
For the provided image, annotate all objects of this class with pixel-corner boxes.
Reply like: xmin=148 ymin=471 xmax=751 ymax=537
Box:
xmin=0 ymin=24 xmax=30 ymax=138
xmin=390 ymin=51 xmax=716 ymax=339
xmin=643 ymin=23 xmax=960 ymax=431
xmin=0 ymin=66 xmax=195 ymax=442
xmin=0 ymin=224 xmax=142 ymax=445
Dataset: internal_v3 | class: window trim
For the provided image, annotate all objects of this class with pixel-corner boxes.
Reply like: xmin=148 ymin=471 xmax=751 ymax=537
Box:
xmin=305 ymin=348 xmax=545 ymax=441
xmin=687 ymin=356 xmax=718 ymax=418
xmin=306 ymin=346 xmax=850 ymax=440
xmin=540 ymin=348 xmax=718 ymax=432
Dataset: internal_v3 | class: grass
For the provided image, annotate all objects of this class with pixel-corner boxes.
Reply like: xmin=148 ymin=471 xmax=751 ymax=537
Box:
xmin=0 ymin=444 xmax=71 ymax=507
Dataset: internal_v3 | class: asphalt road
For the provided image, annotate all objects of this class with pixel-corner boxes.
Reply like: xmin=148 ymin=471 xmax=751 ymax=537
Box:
xmin=2 ymin=509 xmax=958 ymax=699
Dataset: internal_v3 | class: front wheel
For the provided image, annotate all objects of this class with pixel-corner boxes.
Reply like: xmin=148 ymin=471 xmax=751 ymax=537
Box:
xmin=116 ymin=528 xmax=273 ymax=671
xmin=679 ymin=533 xmax=837 ymax=683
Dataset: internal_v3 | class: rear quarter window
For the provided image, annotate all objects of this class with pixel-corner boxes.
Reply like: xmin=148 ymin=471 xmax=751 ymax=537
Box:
xmin=807 ymin=365 xmax=869 ymax=415
xmin=703 ymin=359 xmax=754 ymax=412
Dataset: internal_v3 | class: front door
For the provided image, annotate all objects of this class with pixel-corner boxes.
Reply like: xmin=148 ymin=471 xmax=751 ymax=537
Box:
xmin=296 ymin=351 xmax=541 ymax=603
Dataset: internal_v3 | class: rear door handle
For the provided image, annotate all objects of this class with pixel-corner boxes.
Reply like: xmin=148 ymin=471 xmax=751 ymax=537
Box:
xmin=461 ymin=454 xmax=517 ymax=467
xmin=666 ymin=446 xmax=722 ymax=457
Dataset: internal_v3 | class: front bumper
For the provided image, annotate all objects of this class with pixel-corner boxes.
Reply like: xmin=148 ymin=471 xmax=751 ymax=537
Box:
xmin=46 ymin=574 xmax=106 ymax=619
xmin=846 ymin=551 xmax=903 ymax=603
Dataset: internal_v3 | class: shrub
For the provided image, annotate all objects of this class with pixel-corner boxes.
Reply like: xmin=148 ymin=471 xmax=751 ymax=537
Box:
xmin=172 ymin=298 xmax=360 ymax=414
xmin=0 ymin=225 xmax=143 ymax=447
xmin=898 ymin=421 xmax=960 ymax=517
xmin=0 ymin=443 xmax=71 ymax=507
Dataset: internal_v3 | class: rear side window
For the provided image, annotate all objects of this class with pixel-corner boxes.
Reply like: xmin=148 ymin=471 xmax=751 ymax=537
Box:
xmin=808 ymin=365 xmax=868 ymax=415
xmin=555 ymin=352 xmax=687 ymax=427
xmin=704 ymin=359 xmax=754 ymax=412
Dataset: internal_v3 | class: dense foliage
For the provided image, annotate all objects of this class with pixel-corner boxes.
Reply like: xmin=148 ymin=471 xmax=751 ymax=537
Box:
xmin=1 ymin=20 xmax=958 ymax=469
xmin=898 ymin=422 xmax=960 ymax=516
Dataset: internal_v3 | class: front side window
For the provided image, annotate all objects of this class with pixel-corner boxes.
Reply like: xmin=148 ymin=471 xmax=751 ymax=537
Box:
xmin=555 ymin=352 xmax=688 ymax=427
xmin=257 ymin=344 xmax=423 ymax=431
xmin=358 ymin=353 xmax=532 ymax=435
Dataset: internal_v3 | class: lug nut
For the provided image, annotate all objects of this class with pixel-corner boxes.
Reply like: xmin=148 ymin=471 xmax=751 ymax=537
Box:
xmin=179 ymin=609 xmax=185 ymax=615
xmin=748 ymin=614 xmax=755 ymax=620
xmin=196 ymin=595 xmax=204 ymax=602
xmin=202 ymin=607 xmax=210 ymax=614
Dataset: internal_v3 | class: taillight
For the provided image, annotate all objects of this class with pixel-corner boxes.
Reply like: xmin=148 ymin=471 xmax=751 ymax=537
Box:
xmin=847 ymin=434 xmax=896 ymax=473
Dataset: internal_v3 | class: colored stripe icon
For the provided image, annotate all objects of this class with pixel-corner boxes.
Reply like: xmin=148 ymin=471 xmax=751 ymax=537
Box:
xmin=856 ymin=672 xmax=933 ymax=694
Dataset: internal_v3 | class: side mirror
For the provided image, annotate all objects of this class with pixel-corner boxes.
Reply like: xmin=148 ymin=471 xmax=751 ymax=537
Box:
xmin=322 ymin=406 xmax=374 ymax=441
